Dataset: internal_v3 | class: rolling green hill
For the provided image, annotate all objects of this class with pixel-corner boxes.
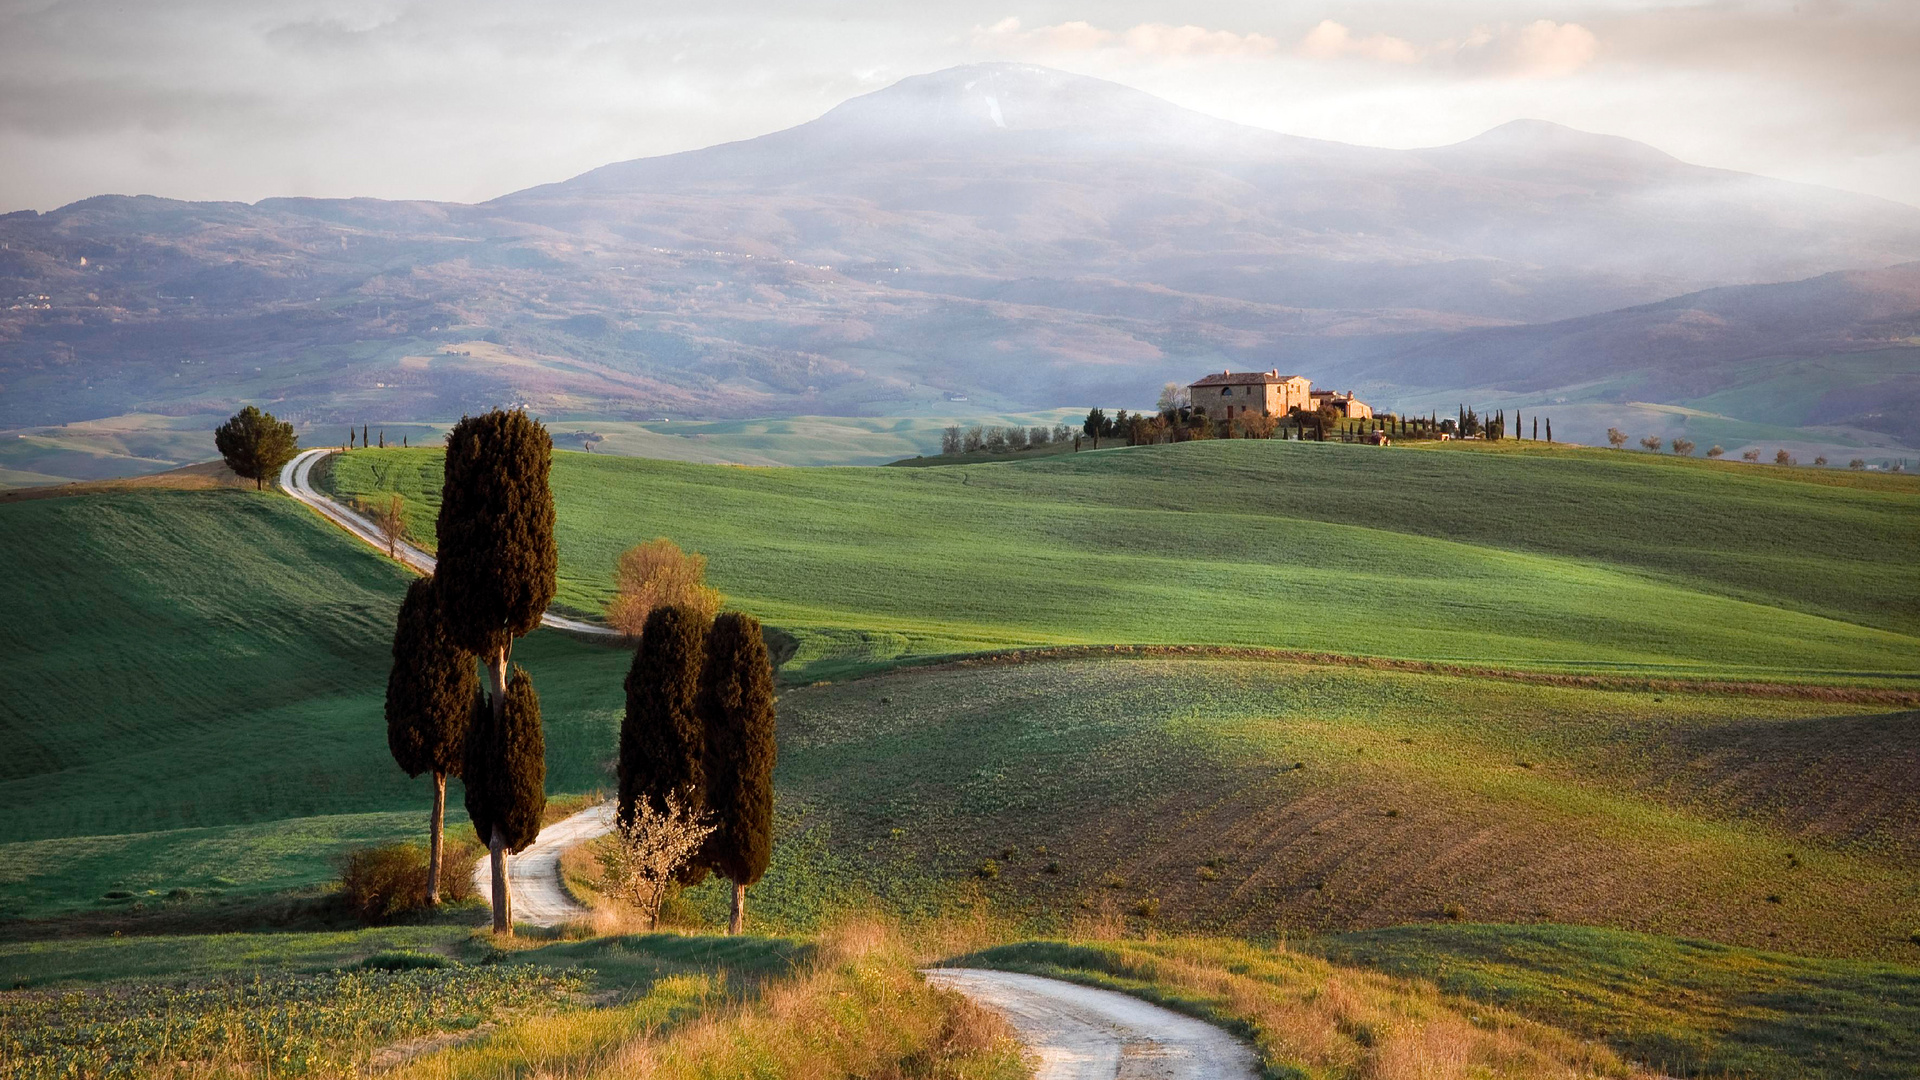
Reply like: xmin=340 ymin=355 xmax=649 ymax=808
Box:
xmin=0 ymin=489 xmax=630 ymax=915
xmin=325 ymin=439 xmax=1920 ymax=683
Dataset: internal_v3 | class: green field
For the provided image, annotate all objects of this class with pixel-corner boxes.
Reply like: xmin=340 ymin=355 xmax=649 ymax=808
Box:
xmin=747 ymin=656 xmax=1920 ymax=959
xmin=6 ymin=446 xmax=1919 ymax=1076
xmin=324 ymin=439 xmax=1920 ymax=683
xmin=0 ymin=489 xmax=630 ymax=916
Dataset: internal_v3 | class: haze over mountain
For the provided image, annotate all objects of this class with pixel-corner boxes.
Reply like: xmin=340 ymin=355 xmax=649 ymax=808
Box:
xmin=3 ymin=63 xmax=1918 ymax=468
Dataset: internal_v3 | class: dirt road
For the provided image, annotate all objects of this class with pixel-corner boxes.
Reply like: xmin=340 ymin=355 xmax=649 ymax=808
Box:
xmin=470 ymin=801 xmax=616 ymax=926
xmin=924 ymin=968 xmax=1258 ymax=1079
xmin=278 ymin=448 xmax=614 ymax=637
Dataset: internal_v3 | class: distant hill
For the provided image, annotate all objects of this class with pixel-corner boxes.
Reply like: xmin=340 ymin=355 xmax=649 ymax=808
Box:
xmin=1332 ymin=262 xmax=1920 ymax=444
xmin=3 ymin=62 xmax=1918 ymax=457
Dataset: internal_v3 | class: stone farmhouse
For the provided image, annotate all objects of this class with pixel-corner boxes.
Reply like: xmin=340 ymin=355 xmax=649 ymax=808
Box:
xmin=1187 ymin=370 xmax=1372 ymax=421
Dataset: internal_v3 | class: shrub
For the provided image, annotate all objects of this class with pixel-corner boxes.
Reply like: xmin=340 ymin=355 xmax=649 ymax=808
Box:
xmin=1850 ymin=459 xmax=1866 ymax=470
xmin=1102 ymin=873 xmax=1126 ymax=889
xmin=337 ymin=840 xmax=479 ymax=924
xmin=1813 ymin=455 xmax=1828 ymax=466
xmin=1742 ymin=448 xmax=1761 ymax=461
xmin=1707 ymin=445 xmax=1724 ymax=458
xmin=1775 ymin=449 xmax=1793 ymax=466
xmin=1196 ymin=865 xmax=1218 ymax=881
xmin=338 ymin=844 xmax=430 ymax=923
xmin=359 ymin=951 xmax=450 ymax=971
xmin=1044 ymin=861 xmax=1062 ymax=875
xmin=607 ymin=538 xmax=724 ymax=637
xmin=976 ymin=859 xmax=1000 ymax=880
xmin=1443 ymin=902 xmax=1467 ymax=921
xmin=1132 ymin=897 xmax=1160 ymax=918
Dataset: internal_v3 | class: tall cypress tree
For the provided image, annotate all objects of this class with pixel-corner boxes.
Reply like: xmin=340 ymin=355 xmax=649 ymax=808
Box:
xmin=620 ymin=605 xmax=710 ymax=883
xmin=463 ymin=668 xmax=545 ymax=931
xmin=699 ymin=613 xmax=777 ymax=935
xmin=384 ymin=577 xmax=475 ymax=904
xmin=435 ymin=409 xmax=557 ymax=932
xmin=1546 ymin=417 xmax=1553 ymax=443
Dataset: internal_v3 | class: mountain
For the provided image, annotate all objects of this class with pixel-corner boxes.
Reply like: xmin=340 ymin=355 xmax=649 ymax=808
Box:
xmin=2 ymin=62 xmax=1918 ymax=458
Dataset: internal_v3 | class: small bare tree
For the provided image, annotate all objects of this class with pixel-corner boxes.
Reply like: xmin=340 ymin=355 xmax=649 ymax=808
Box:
xmin=1813 ymin=455 xmax=1828 ymax=467
xmin=1849 ymin=459 xmax=1866 ymax=470
xmin=608 ymin=538 xmax=724 ymax=638
xmin=1607 ymin=427 xmax=1628 ymax=448
xmin=597 ymin=789 xmax=715 ymax=929
xmin=1707 ymin=445 xmax=1725 ymax=458
xmin=1639 ymin=435 xmax=1664 ymax=452
xmin=356 ymin=493 xmax=406 ymax=557
xmin=1742 ymin=448 xmax=1761 ymax=462
xmin=1671 ymin=438 xmax=1695 ymax=456
xmin=1775 ymin=449 xmax=1794 ymax=466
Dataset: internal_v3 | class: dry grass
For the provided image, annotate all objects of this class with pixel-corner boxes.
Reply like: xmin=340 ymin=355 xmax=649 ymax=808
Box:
xmin=388 ymin=919 xmax=1025 ymax=1080
xmin=0 ymin=460 xmax=249 ymax=503
xmin=963 ymin=937 xmax=1649 ymax=1079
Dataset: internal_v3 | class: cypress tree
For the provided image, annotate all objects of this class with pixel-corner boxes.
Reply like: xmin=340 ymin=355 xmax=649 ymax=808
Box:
xmin=213 ymin=406 xmax=299 ymax=490
xmin=1546 ymin=418 xmax=1553 ymax=443
xmin=700 ymin=612 xmax=777 ymax=934
xmin=1533 ymin=416 xmax=1539 ymax=440
xmin=463 ymin=667 xmax=545 ymax=931
xmin=384 ymin=577 xmax=476 ymax=904
xmin=620 ymin=604 xmax=710 ymax=883
xmin=435 ymin=409 xmax=557 ymax=932
xmin=363 ymin=424 xmax=369 ymax=449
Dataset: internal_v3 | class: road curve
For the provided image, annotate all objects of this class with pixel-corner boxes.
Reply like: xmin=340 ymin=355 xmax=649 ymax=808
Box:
xmin=924 ymin=968 xmax=1258 ymax=1080
xmin=471 ymin=801 xmax=616 ymax=926
xmin=278 ymin=448 xmax=616 ymax=637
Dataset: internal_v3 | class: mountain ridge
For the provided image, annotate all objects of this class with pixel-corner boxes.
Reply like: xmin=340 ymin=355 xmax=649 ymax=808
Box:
xmin=1 ymin=62 xmax=1916 ymax=467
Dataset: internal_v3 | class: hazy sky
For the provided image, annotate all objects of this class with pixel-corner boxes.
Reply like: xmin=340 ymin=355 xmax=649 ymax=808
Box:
xmin=3 ymin=0 xmax=1915 ymax=211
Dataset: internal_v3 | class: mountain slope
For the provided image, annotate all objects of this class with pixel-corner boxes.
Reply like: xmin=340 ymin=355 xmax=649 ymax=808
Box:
xmin=2 ymin=63 xmax=1918 ymax=451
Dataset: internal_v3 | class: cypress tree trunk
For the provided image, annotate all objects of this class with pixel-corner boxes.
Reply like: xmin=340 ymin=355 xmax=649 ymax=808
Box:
xmin=427 ymin=772 xmax=446 ymax=904
xmin=490 ymin=827 xmax=511 ymax=933
xmin=485 ymin=645 xmax=511 ymax=930
xmin=730 ymin=882 xmax=746 ymax=935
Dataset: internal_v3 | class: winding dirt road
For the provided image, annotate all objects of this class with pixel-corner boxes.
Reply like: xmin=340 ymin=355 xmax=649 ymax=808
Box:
xmin=281 ymin=447 xmax=1258 ymax=1076
xmin=925 ymin=969 xmax=1258 ymax=1079
xmin=278 ymin=448 xmax=615 ymax=637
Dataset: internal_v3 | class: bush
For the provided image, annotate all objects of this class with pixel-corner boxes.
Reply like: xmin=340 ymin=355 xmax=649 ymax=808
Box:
xmin=1707 ymin=445 xmax=1724 ymax=458
xmin=1814 ymin=456 xmax=1828 ymax=466
xmin=1742 ymin=448 xmax=1761 ymax=462
xmin=1851 ymin=459 xmax=1867 ymax=470
xmin=607 ymin=538 xmax=724 ymax=637
xmin=1132 ymin=897 xmax=1160 ymax=918
xmin=359 ymin=950 xmax=450 ymax=971
xmin=337 ymin=841 xmax=478 ymax=923
xmin=1775 ymin=449 xmax=1794 ymax=466
xmin=1443 ymin=902 xmax=1468 ymax=921
xmin=976 ymin=859 xmax=1000 ymax=879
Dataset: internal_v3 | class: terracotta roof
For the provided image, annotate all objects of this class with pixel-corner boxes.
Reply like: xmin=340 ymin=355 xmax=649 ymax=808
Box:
xmin=1188 ymin=370 xmax=1306 ymax=387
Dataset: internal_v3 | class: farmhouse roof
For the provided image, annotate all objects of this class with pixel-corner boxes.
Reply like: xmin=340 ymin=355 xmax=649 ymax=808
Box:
xmin=1188 ymin=369 xmax=1304 ymax=387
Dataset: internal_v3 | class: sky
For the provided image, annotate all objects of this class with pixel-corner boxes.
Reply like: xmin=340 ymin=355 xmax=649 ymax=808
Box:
xmin=3 ymin=0 xmax=1916 ymax=211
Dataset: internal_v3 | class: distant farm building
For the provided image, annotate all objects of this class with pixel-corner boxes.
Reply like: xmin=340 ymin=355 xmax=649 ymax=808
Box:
xmin=1309 ymin=389 xmax=1373 ymax=420
xmin=1187 ymin=370 xmax=1372 ymax=421
xmin=1186 ymin=370 xmax=1312 ymax=422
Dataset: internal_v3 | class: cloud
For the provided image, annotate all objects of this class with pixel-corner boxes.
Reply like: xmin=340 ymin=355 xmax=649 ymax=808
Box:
xmin=973 ymin=17 xmax=1275 ymax=59
xmin=1455 ymin=20 xmax=1600 ymax=78
xmin=1298 ymin=18 xmax=1597 ymax=78
xmin=1298 ymin=21 xmax=1421 ymax=65
xmin=1121 ymin=23 xmax=1279 ymax=58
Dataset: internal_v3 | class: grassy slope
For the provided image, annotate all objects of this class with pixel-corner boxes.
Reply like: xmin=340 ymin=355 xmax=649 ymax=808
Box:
xmin=966 ymin=929 xmax=1919 ymax=1080
xmin=744 ymin=657 xmax=1920 ymax=959
xmin=325 ymin=440 xmax=1920 ymax=683
xmin=0 ymin=489 xmax=631 ymax=916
